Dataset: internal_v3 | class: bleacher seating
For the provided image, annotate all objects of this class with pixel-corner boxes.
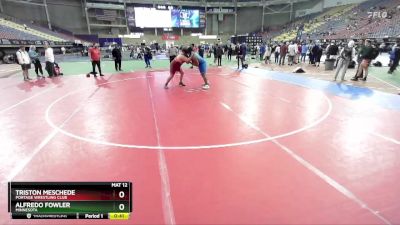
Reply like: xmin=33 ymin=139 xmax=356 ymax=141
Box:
xmin=271 ymin=0 xmax=400 ymax=41
xmin=0 ymin=17 xmax=67 ymax=41
xmin=273 ymin=5 xmax=351 ymax=41
xmin=0 ymin=23 xmax=42 ymax=40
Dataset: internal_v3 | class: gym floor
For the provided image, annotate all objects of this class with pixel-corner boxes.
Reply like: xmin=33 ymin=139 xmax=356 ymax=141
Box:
xmin=0 ymin=57 xmax=399 ymax=224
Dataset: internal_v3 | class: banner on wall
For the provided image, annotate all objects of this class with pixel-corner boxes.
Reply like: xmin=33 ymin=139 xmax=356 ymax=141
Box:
xmin=98 ymin=38 xmax=122 ymax=47
xmin=126 ymin=6 xmax=136 ymax=27
xmin=161 ymin=34 xmax=180 ymax=40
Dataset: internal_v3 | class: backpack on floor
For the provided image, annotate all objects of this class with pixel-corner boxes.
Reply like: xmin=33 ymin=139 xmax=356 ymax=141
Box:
xmin=373 ymin=61 xmax=382 ymax=67
xmin=53 ymin=62 xmax=63 ymax=76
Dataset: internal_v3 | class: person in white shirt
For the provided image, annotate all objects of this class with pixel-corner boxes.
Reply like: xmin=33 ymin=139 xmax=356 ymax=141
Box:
xmin=274 ymin=44 xmax=281 ymax=64
xmin=167 ymin=44 xmax=178 ymax=62
xmin=61 ymin=46 xmax=66 ymax=55
xmin=293 ymin=41 xmax=299 ymax=64
xmin=16 ymin=45 xmax=31 ymax=81
xmin=44 ymin=43 xmax=55 ymax=77
xmin=263 ymin=44 xmax=272 ymax=64
xmin=288 ymin=42 xmax=297 ymax=66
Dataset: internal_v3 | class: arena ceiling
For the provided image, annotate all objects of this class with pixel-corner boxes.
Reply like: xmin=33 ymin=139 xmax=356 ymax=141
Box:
xmin=3 ymin=0 xmax=311 ymax=8
xmin=127 ymin=0 xmax=310 ymax=7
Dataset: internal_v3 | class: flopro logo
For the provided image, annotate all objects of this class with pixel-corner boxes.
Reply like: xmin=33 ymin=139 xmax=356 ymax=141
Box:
xmin=367 ymin=11 xmax=389 ymax=19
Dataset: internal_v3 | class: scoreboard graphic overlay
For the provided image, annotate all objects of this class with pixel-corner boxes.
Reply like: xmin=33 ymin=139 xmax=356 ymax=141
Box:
xmin=8 ymin=182 xmax=132 ymax=220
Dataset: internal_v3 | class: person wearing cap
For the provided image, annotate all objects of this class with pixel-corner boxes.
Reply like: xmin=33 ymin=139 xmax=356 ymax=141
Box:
xmin=16 ymin=46 xmax=31 ymax=81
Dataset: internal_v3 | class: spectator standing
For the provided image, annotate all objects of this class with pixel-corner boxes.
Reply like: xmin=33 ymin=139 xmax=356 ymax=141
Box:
xmin=144 ymin=46 xmax=152 ymax=68
xmin=388 ymin=40 xmax=400 ymax=74
xmin=296 ymin=42 xmax=301 ymax=63
xmin=279 ymin=42 xmax=288 ymax=65
xmin=309 ymin=41 xmax=315 ymax=64
xmin=316 ymin=45 xmax=323 ymax=67
xmin=312 ymin=42 xmax=322 ymax=67
xmin=334 ymin=40 xmax=356 ymax=81
xmin=213 ymin=44 xmax=217 ymax=64
xmin=288 ymin=41 xmax=297 ymax=66
xmin=255 ymin=44 xmax=260 ymax=56
xmin=136 ymin=47 xmax=143 ymax=60
xmin=190 ymin=44 xmax=198 ymax=69
xmin=28 ymin=45 xmax=44 ymax=78
xmin=240 ymin=42 xmax=247 ymax=61
xmin=112 ymin=45 xmax=122 ymax=71
xmin=259 ymin=44 xmax=266 ymax=61
xmin=199 ymin=45 xmax=205 ymax=58
xmin=168 ymin=44 xmax=178 ymax=62
xmin=44 ymin=43 xmax=55 ymax=77
xmin=216 ymin=45 xmax=223 ymax=66
xmin=16 ymin=46 xmax=31 ymax=81
xmin=235 ymin=43 xmax=244 ymax=69
xmin=352 ymin=39 xmax=373 ymax=81
xmin=379 ymin=42 xmax=385 ymax=55
xmin=87 ymin=43 xmax=104 ymax=77
xmin=326 ymin=41 xmax=339 ymax=60
xmin=301 ymin=43 xmax=308 ymax=63
xmin=130 ymin=48 xmax=135 ymax=59
xmin=264 ymin=44 xmax=272 ymax=64
xmin=274 ymin=44 xmax=281 ymax=64
xmin=227 ymin=45 xmax=233 ymax=61
xmin=61 ymin=46 xmax=66 ymax=55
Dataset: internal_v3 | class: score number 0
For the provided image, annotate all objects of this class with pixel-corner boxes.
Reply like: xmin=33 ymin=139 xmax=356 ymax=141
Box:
xmin=118 ymin=191 xmax=125 ymax=211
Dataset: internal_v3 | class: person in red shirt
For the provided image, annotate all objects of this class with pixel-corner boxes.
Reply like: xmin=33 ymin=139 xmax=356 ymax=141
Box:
xmin=87 ymin=43 xmax=104 ymax=77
